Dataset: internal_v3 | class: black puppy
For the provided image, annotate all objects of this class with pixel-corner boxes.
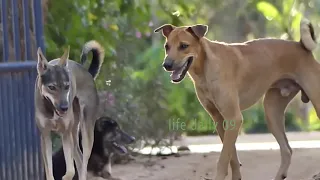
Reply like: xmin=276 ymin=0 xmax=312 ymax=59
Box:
xmin=50 ymin=116 xmax=135 ymax=180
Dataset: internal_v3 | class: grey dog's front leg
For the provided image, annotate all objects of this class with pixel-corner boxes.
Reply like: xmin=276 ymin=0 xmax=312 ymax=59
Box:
xmin=62 ymin=132 xmax=75 ymax=180
xmin=72 ymin=121 xmax=83 ymax=177
xmin=41 ymin=132 xmax=55 ymax=180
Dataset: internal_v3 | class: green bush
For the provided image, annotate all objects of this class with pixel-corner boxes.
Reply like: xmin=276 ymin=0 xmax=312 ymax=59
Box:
xmin=243 ymin=103 xmax=301 ymax=134
xmin=308 ymin=108 xmax=320 ymax=131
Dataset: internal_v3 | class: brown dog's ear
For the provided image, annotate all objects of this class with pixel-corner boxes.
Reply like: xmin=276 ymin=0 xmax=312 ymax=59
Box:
xmin=186 ymin=24 xmax=208 ymax=39
xmin=154 ymin=24 xmax=176 ymax=38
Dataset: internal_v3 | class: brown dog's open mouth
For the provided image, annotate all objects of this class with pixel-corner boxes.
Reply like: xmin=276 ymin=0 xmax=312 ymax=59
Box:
xmin=170 ymin=57 xmax=193 ymax=83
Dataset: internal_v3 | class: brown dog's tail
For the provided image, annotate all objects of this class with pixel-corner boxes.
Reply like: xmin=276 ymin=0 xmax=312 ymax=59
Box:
xmin=80 ymin=40 xmax=105 ymax=80
xmin=300 ymin=19 xmax=317 ymax=51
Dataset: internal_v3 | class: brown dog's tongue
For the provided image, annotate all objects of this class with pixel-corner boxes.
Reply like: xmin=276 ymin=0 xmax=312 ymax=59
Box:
xmin=170 ymin=71 xmax=181 ymax=81
xmin=170 ymin=60 xmax=190 ymax=81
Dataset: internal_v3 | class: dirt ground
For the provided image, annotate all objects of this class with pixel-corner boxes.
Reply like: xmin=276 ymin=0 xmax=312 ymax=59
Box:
xmin=111 ymin=148 xmax=320 ymax=180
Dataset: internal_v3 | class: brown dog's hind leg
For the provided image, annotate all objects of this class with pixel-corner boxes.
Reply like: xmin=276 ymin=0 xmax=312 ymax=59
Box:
xmin=263 ymin=88 xmax=298 ymax=180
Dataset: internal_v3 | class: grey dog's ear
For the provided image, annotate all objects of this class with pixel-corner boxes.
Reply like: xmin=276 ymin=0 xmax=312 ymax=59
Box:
xmin=59 ymin=46 xmax=70 ymax=67
xmin=186 ymin=24 xmax=208 ymax=39
xmin=37 ymin=47 xmax=48 ymax=75
xmin=154 ymin=24 xmax=176 ymax=38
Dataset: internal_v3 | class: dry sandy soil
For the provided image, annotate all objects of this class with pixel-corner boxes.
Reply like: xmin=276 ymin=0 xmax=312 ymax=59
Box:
xmin=110 ymin=148 xmax=320 ymax=180
xmin=109 ymin=131 xmax=320 ymax=180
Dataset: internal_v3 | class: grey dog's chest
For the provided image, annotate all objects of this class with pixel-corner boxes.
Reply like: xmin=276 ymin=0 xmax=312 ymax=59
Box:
xmin=36 ymin=111 xmax=71 ymax=132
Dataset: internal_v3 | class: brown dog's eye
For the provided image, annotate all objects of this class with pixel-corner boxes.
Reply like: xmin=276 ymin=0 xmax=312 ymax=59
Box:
xmin=179 ymin=43 xmax=189 ymax=50
xmin=165 ymin=44 xmax=170 ymax=51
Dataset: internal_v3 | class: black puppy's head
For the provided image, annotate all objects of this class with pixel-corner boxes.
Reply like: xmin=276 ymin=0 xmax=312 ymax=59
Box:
xmin=95 ymin=116 xmax=135 ymax=155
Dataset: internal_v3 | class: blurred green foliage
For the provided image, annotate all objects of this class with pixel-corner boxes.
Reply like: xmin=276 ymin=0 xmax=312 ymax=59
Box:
xmin=44 ymin=0 xmax=320 ymax=149
xmin=308 ymin=108 xmax=320 ymax=131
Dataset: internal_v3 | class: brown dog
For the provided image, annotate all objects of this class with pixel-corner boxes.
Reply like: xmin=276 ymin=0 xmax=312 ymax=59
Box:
xmin=154 ymin=18 xmax=318 ymax=180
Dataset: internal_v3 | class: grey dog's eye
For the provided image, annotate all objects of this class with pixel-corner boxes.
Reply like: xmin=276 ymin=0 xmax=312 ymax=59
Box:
xmin=64 ymin=84 xmax=70 ymax=90
xmin=48 ymin=85 xmax=56 ymax=91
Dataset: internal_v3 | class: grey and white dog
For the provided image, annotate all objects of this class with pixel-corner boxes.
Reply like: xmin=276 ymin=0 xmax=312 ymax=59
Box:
xmin=34 ymin=40 xmax=104 ymax=180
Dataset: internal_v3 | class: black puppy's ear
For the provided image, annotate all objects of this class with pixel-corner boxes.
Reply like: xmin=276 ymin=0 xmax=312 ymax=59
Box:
xmin=154 ymin=24 xmax=176 ymax=38
xmin=95 ymin=116 xmax=106 ymax=132
xmin=186 ymin=24 xmax=208 ymax=39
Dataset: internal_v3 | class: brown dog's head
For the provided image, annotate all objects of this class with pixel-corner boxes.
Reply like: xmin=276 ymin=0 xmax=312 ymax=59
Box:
xmin=154 ymin=24 xmax=208 ymax=83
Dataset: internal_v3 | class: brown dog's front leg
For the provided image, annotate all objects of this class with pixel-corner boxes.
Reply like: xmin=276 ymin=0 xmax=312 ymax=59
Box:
xmin=215 ymin=110 xmax=243 ymax=180
xmin=206 ymin=105 xmax=242 ymax=180
xmin=215 ymin=121 xmax=242 ymax=180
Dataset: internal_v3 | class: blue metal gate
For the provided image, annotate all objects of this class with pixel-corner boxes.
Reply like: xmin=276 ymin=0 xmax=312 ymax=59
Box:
xmin=0 ymin=0 xmax=45 ymax=179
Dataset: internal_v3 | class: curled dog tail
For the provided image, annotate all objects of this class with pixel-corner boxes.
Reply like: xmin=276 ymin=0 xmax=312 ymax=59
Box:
xmin=80 ymin=40 xmax=105 ymax=79
xmin=300 ymin=19 xmax=317 ymax=51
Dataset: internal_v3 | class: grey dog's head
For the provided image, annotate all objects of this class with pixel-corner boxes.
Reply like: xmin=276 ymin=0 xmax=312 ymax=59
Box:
xmin=37 ymin=47 xmax=71 ymax=117
xmin=95 ymin=116 xmax=135 ymax=156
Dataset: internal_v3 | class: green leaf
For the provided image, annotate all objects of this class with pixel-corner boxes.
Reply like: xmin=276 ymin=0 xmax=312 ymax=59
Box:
xmin=256 ymin=1 xmax=280 ymax=21
xmin=291 ymin=11 xmax=302 ymax=30
xmin=291 ymin=11 xmax=302 ymax=40
xmin=282 ymin=0 xmax=295 ymax=15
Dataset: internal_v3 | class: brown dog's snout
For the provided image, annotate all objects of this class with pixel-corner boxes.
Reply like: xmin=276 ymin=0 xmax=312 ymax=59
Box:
xmin=163 ymin=58 xmax=174 ymax=71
